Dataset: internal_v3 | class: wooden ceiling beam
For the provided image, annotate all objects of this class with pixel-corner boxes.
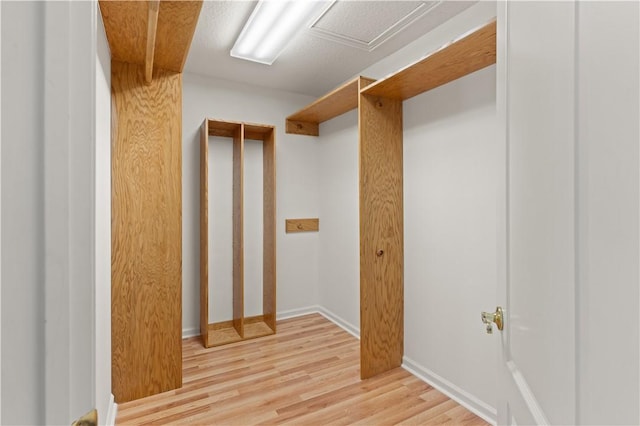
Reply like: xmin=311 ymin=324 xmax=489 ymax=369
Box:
xmin=99 ymin=0 xmax=203 ymax=74
xmin=145 ymin=0 xmax=160 ymax=84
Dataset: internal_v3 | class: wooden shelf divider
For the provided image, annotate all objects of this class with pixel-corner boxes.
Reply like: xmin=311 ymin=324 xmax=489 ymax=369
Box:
xmin=361 ymin=19 xmax=496 ymax=101
xmin=200 ymin=118 xmax=277 ymax=348
xmin=286 ymin=76 xmax=376 ymax=136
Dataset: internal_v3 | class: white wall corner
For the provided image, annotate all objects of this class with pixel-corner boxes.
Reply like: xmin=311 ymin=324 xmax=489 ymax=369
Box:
xmin=104 ymin=394 xmax=117 ymax=426
xmin=316 ymin=306 xmax=360 ymax=339
xmin=402 ymin=357 xmax=497 ymax=425
xmin=277 ymin=305 xmax=360 ymax=340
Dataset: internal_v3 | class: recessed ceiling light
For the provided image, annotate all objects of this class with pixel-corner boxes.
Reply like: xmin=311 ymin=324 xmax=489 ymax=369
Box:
xmin=231 ymin=0 xmax=334 ymax=65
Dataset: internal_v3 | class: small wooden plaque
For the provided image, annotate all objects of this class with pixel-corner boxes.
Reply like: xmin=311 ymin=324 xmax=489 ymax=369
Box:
xmin=286 ymin=218 xmax=319 ymax=233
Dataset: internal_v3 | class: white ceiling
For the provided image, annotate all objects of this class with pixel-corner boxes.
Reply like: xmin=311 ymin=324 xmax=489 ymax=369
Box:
xmin=184 ymin=1 xmax=476 ymax=97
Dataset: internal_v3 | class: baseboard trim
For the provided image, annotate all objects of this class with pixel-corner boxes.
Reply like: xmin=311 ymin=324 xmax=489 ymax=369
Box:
xmin=275 ymin=305 xmax=361 ymax=340
xmin=105 ymin=393 xmax=117 ymax=426
xmin=276 ymin=305 xmax=322 ymax=321
xmin=402 ymin=357 xmax=496 ymax=425
xmin=182 ymin=327 xmax=200 ymax=339
xmin=315 ymin=307 xmax=360 ymax=339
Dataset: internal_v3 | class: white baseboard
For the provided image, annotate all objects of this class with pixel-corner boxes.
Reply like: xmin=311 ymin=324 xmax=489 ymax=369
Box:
xmin=182 ymin=327 xmax=200 ymax=339
xmin=402 ymin=357 xmax=496 ymax=425
xmin=275 ymin=305 xmax=361 ymax=340
xmin=315 ymin=306 xmax=360 ymax=339
xmin=276 ymin=305 xmax=322 ymax=320
xmin=104 ymin=393 xmax=117 ymax=426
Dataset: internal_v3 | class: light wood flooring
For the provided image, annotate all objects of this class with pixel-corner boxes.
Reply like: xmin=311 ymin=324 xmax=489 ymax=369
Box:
xmin=116 ymin=314 xmax=490 ymax=425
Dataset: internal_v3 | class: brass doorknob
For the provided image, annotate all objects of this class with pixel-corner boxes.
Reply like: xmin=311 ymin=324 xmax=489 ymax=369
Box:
xmin=481 ymin=306 xmax=504 ymax=334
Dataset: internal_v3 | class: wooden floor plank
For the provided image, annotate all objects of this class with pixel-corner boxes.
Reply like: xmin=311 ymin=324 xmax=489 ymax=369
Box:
xmin=116 ymin=314 xmax=490 ymax=425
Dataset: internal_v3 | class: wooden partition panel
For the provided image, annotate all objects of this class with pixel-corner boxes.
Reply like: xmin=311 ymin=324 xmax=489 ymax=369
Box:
xmin=111 ymin=61 xmax=182 ymax=402
xmin=263 ymin=129 xmax=277 ymax=330
xmin=233 ymin=126 xmax=245 ymax=337
xmin=199 ymin=119 xmax=209 ymax=347
xmin=358 ymin=93 xmax=404 ymax=379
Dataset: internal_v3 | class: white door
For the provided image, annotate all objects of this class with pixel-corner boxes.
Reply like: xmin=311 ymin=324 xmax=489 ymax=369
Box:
xmin=495 ymin=1 xmax=578 ymax=424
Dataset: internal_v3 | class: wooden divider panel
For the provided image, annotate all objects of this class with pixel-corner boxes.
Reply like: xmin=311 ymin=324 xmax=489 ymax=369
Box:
xmin=111 ymin=61 xmax=182 ymax=402
xmin=233 ymin=126 xmax=245 ymax=337
xmin=358 ymin=93 xmax=404 ymax=379
xmin=199 ymin=119 xmax=209 ymax=347
xmin=263 ymin=129 xmax=277 ymax=330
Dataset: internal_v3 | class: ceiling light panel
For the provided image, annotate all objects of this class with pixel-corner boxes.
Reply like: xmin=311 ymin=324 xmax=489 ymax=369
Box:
xmin=231 ymin=0 xmax=334 ymax=65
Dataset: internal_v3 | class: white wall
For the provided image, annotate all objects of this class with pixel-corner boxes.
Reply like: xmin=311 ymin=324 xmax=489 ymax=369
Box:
xmin=317 ymin=110 xmax=360 ymax=330
xmin=402 ymin=65 xmax=497 ymax=416
xmin=576 ymin=2 xmax=639 ymax=424
xmin=95 ymin=7 xmax=113 ymax=424
xmin=1 ymin=3 xmax=46 ymax=423
xmin=182 ymin=74 xmax=320 ymax=334
xmin=1 ymin=2 xmax=111 ymax=423
xmin=316 ymin=2 xmax=498 ymax=420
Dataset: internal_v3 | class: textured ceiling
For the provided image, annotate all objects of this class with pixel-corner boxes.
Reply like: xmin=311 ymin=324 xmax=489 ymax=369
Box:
xmin=184 ymin=1 xmax=476 ymax=97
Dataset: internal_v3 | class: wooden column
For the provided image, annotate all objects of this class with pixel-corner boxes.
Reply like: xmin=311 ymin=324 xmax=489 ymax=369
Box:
xmin=263 ymin=128 xmax=277 ymax=330
xmin=358 ymin=92 xmax=404 ymax=379
xmin=111 ymin=61 xmax=182 ymax=402
xmin=199 ymin=119 xmax=209 ymax=347
xmin=232 ymin=126 xmax=245 ymax=337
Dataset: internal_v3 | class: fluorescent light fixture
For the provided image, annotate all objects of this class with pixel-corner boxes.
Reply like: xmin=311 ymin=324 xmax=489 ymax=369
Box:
xmin=231 ymin=0 xmax=333 ymax=65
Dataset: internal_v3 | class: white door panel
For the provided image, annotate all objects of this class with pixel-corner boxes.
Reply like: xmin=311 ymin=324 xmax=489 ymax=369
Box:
xmin=497 ymin=2 xmax=577 ymax=424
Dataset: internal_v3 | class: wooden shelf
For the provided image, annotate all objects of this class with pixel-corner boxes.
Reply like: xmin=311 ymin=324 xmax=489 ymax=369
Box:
xmin=244 ymin=319 xmax=275 ymax=340
xmin=200 ymin=118 xmax=277 ymax=349
xmin=208 ymin=323 xmax=243 ymax=347
xmin=361 ymin=19 xmax=496 ymax=101
xmin=286 ymin=76 xmax=376 ymax=136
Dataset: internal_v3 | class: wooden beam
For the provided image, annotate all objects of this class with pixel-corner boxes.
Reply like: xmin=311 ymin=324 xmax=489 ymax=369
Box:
xmin=145 ymin=0 xmax=160 ymax=84
xmin=99 ymin=0 xmax=202 ymax=73
xmin=285 ymin=76 xmax=376 ymax=135
xmin=99 ymin=0 xmax=147 ymax=65
xmin=362 ymin=19 xmax=496 ymax=101
xmin=154 ymin=1 xmax=203 ymax=72
xmin=359 ymin=93 xmax=404 ymax=379
xmin=111 ymin=61 xmax=183 ymax=402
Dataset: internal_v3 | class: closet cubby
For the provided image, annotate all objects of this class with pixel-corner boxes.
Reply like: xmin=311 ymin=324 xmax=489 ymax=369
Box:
xmin=200 ymin=118 xmax=276 ymax=348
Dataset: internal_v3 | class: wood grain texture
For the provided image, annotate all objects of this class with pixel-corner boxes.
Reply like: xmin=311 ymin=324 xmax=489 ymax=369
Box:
xmin=111 ymin=61 xmax=182 ymax=402
xmin=286 ymin=76 xmax=376 ymax=135
xmin=99 ymin=1 xmax=148 ymax=66
xmin=115 ymin=314 xmax=489 ymax=426
xmin=362 ymin=19 xmax=496 ymax=101
xmin=99 ymin=0 xmax=202 ymax=72
xmin=154 ymin=0 xmax=203 ymax=72
xmin=199 ymin=119 xmax=209 ymax=347
xmin=263 ymin=129 xmax=277 ymax=331
xmin=207 ymin=322 xmax=243 ymax=347
xmin=285 ymin=218 xmax=320 ymax=233
xmin=359 ymin=93 xmax=404 ymax=379
xmin=144 ymin=0 xmax=159 ymax=84
xmin=233 ymin=126 xmax=244 ymax=338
